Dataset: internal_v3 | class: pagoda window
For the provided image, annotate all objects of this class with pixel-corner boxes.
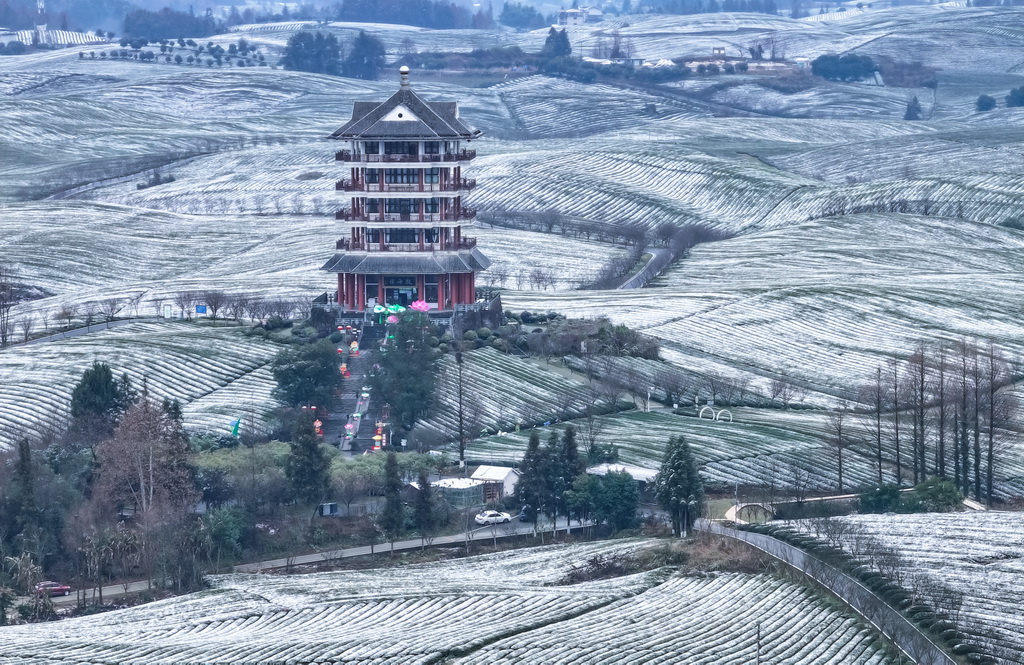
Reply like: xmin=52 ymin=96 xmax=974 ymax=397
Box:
xmin=364 ymin=141 xmax=379 ymax=155
xmin=424 ymin=141 xmax=440 ymax=155
xmin=385 ymin=199 xmax=416 ymax=214
xmin=366 ymin=199 xmax=380 ymax=214
xmin=424 ymin=167 xmax=440 ymax=184
xmin=424 ymin=275 xmax=439 ymax=303
xmin=384 ymin=141 xmax=418 ymax=155
xmin=367 ymin=230 xmax=382 ymax=244
xmin=385 ymin=229 xmax=419 ymax=244
xmin=424 ymin=228 xmax=439 ymax=243
xmin=365 ymin=169 xmax=380 ymax=184
xmin=385 ymin=168 xmax=419 ymax=184
xmin=424 ymin=198 xmax=440 ymax=214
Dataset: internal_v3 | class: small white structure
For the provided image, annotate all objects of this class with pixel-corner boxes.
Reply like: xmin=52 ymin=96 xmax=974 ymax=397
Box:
xmin=587 ymin=463 xmax=658 ymax=484
xmin=471 ymin=465 xmax=521 ymax=501
xmin=409 ymin=477 xmax=486 ymax=509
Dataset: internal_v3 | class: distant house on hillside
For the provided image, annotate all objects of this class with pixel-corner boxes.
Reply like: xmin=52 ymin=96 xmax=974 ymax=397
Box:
xmin=557 ymin=7 xmax=602 ymax=25
xmin=470 ymin=465 xmax=520 ymax=502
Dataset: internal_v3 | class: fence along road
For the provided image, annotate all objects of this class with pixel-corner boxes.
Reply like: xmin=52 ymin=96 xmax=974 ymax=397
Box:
xmin=701 ymin=520 xmax=956 ymax=665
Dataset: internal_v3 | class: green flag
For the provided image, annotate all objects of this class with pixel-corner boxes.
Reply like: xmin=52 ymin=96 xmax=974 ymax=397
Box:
xmin=231 ymin=417 xmax=241 ymax=437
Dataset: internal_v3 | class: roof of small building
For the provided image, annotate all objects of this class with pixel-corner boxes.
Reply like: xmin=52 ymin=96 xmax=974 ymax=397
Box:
xmin=432 ymin=478 xmax=485 ymax=489
xmin=330 ymin=68 xmax=481 ymax=141
xmin=587 ymin=463 xmax=658 ymax=483
xmin=320 ymin=248 xmax=491 ymax=274
xmin=471 ymin=465 xmax=521 ymax=482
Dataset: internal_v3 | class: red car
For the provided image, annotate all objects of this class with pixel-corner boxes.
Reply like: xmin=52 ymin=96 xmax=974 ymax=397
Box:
xmin=34 ymin=581 xmax=71 ymax=597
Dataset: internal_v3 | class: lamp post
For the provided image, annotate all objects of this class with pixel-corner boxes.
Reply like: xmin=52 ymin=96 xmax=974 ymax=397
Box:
xmin=647 ymin=386 xmax=655 ymax=412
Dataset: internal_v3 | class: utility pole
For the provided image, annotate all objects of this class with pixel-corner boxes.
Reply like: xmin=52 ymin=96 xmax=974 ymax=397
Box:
xmin=456 ymin=350 xmax=465 ymax=470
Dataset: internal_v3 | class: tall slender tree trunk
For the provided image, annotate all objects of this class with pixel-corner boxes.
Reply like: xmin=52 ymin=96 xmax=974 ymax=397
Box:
xmin=891 ymin=361 xmax=902 ymax=485
xmin=937 ymin=350 xmax=946 ymax=478
xmin=953 ymin=415 xmax=961 ymax=489
xmin=972 ymin=352 xmax=982 ymax=501
xmin=917 ymin=346 xmax=927 ymax=483
xmin=875 ymin=366 xmax=884 ymax=484
xmin=985 ymin=347 xmax=997 ymax=507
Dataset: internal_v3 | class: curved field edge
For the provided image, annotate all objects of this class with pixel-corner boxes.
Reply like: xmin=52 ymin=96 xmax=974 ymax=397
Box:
xmin=0 ymin=539 xmax=902 ymax=665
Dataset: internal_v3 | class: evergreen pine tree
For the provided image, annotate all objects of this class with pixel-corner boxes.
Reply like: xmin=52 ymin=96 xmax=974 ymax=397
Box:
xmin=904 ymin=95 xmax=922 ymax=120
xmin=1006 ymin=86 xmax=1024 ymax=108
xmin=514 ymin=431 xmax=546 ymax=522
xmin=342 ymin=30 xmax=386 ymax=80
xmin=368 ymin=312 xmax=438 ymax=430
xmin=13 ymin=438 xmax=37 ymax=554
xmin=413 ymin=468 xmax=438 ymax=549
xmin=975 ymin=94 xmax=996 ymax=112
xmin=653 ymin=436 xmax=705 ymax=537
xmin=378 ymin=451 xmax=406 ymax=553
xmin=285 ymin=412 xmax=331 ymax=522
xmin=557 ymin=29 xmax=571 ymax=57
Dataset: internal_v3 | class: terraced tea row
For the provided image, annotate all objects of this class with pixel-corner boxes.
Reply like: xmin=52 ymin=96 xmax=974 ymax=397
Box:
xmin=0 ymin=539 xmax=901 ymax=664
xmin=505 ymin=214 xmax=1024 ymax=395
xmin=454 ymin=572 xmax=901 ymax=665
xmin=790 ymin=512 xmax=1024 ymax=664
xmin=467 ymin=410 xmax=887 ymax=492
xmin=420 ymin=348 xmax=613 ymax=440
xmin=0 ymin=322 xmax=281 ymax=450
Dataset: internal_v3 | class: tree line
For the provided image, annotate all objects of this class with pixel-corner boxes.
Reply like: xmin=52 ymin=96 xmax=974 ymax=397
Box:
xmin=122 ymin=7 xmax=220 ymax=41
xmin=280 ymin=30 xmax=385 ymax=79
xmin=829 ymin=339 xmax=1018 ymax=506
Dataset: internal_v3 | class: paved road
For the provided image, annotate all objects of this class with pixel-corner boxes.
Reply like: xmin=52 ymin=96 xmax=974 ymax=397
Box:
xmin=52 ymin=517 xmax=581 ymax=605
xmin=618 ymin=247 xmax=674 ymax=289
xmin=234 ymin=517 xmax=580 ymax=573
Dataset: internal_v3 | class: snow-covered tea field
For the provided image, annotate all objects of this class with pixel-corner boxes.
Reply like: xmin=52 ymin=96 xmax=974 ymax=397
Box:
xmin=505 ymin=213 xmax=1024 ymax=396
xmin=1 ymin=4 xmax=1024 ymax=499
xmin=467 ymin=409 xmax=888 ymax=492
xmin=792 ymin=512 xmax=1024 ymax=664
xmin=422 ymin=348 xmax=620 ymax=439
xmin=0 ymin=539 xmax=902 ymax=664
xmin=0 ymin=322 xmax=281 ymax=449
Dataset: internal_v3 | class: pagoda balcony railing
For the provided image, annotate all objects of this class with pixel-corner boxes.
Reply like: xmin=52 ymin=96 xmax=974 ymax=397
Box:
xmin=335 ymin=208 xmax=477 ymax=221
xmin=335 ymin=149 xmax=476 ymax=163
xmin=335 ymin=178 xmax=477 ymax=192
xmin=335 ymin=237 xmax=477 ymax=251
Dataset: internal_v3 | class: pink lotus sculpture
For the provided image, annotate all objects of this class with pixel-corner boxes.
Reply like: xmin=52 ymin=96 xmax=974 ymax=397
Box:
xmin=410 ymin=300 xmax=430 ymax=312
xmin=386 ymin=314 xmax=399 ymax=324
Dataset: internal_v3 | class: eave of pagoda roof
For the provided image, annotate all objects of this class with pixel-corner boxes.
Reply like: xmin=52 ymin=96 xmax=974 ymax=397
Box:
xmin=320 ymin=248 xmax=491 ymax=274
xmin=329 ymin=83 xmax=481 ymax=141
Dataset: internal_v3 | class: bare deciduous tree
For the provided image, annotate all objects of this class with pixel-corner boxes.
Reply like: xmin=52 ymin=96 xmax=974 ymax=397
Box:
xmin=56 ymin=303 xmax=77 ymax=335
xmin=826 ymin=401 xmax=852 ymax=494
xmin=100 ymin=298 xmax=123 ymax=328
xmin=0 ymin=263 xmax=15 ymax=347
xmin=173 ymin=291 xmax=198 ymax=320
xmin=201 ymin=290 xmax=229 ymax=322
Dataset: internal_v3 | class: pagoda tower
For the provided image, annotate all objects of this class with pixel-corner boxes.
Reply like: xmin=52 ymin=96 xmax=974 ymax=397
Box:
xmin=322 ymin=67 xmax=490 ymax=319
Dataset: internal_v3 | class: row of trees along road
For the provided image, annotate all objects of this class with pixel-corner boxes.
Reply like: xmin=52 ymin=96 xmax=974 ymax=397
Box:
xmin=833 ymin=339 xmax=1017 ymax=506
xmin=514 ymin=427 xmax=706 ymax=539
xmin=515 ymin=427 xmax=638 ymax=537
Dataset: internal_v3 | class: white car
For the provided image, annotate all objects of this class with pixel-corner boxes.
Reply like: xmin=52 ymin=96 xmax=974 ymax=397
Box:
xmin=474 ymin=510 xmax=511 ymax=525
